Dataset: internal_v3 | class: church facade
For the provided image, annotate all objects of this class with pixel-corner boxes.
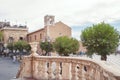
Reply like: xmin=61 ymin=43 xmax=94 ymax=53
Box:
xmin=27 ymin=15 xmax=71 ymax=43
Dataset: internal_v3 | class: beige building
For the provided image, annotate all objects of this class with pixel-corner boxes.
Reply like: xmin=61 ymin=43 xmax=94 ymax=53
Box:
xmin=78 ymin=41 xmax=87 ymax=53
xmin=27 ymin=15 xmax=71 ymax=43
xmin=0 ymin=22 xmax=28 ymax=46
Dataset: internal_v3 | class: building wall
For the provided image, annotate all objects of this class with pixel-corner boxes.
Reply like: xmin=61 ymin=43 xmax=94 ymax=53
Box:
xmin=1 ymin=27 xmax=28 ymax=45
xmin=48 ymin=21 xmax=71 ymax=41
xmin=27 ymin=21 xmax=71 ymax=43
xmin=78 ymin=41 xmax=87 ymax=53
xmin=27 ymin=29 xmax=45 ymax=43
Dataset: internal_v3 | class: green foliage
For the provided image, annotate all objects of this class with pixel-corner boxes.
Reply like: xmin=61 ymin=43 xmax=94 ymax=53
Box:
xmin=14 ymin=40 xmax=31 ymax=52
xmin=14 ymin=41 xmax=24 ymax=52
xmin=0 ymin=31 xmax=3 ymax=42
xmin=7 ymin=40 xmax=31 ymax=54
xmin=7 ymin=43 xmax=14 ymax=52
xmin=40 ymin=41 xmax=53 ymax=55
xmin=54 ymin=36 xmax=79 ymax=56
xmin=0 ymin=31 xmax=4 ymax=53
xmin=24 ymin=44 xmax=31 ymax=52
xmin=81 ymin=22 xmax=120 ymax=60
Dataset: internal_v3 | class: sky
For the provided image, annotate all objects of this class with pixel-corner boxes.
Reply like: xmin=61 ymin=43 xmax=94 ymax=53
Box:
xmin=0 ymin=0 xmax=120 ymax=40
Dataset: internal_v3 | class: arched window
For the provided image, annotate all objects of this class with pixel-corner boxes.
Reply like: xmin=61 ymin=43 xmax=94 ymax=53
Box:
xmin=19 ymin=37 xmax=23 ymax=40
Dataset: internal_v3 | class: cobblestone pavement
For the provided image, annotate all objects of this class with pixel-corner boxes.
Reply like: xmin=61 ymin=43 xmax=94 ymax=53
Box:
xmin=0 ymin=57 xmax=20 ymax=80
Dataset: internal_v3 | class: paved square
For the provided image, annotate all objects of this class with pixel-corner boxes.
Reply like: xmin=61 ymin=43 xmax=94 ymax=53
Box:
xmin=0 ymin=57 xmax=20 ymax=80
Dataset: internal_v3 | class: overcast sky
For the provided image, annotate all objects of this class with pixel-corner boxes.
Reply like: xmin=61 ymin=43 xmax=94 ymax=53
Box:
xmin=0 ymin=0 xmax=120 ymax=40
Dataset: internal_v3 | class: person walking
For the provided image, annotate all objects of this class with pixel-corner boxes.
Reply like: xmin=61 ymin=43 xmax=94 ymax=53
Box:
xmin=13 ymin=54 xmax=16 ymax=63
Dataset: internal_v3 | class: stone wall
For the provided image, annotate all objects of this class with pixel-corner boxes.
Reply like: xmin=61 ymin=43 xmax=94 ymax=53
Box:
xmin=16 ymin=56 xmax=120 ymax=80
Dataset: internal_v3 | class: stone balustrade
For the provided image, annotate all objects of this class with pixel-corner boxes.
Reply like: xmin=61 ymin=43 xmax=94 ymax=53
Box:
xmin=16 ymin=56 xmax=120 ymax=80
xmin=16 ymin=42 xmax=120 ymax=80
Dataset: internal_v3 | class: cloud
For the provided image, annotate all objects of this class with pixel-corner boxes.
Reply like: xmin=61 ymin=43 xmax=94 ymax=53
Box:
xmin=0 ymin=0 xmax=120 ymax=39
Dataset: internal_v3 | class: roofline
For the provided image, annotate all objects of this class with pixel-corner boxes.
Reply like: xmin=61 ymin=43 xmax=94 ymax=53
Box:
xmin=27 ymin=21 xmax=71 ymax=35
xmin=0 ymin=27 xmax=28 ymax=31
xmin=54 ymin=21 xmax=71 ymax=29
xmin=28 ymin=28 xmax=44 ymax=35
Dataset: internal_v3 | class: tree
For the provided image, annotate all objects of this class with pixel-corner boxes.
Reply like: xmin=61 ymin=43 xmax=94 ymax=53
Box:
xmin=0 ymin=31 xmax=4 ymax=54
xmin=14 ymin=40 xmax=31 ymax=54
xmin=0 ymin=31 xmax=3 ymax=42
xmin=23 ymin=44 xmax=31 ymax=54
xmin=14 ymin=41 xmax=24 ymax=52
xmin=54 ymin=36 xmax=79 ymax=56
xmin=81 ymin=22 xmax=120 ymax=61
xmin=40 ymin=41 xmax=53 ymax=56
xmin=7 ymin=43 xmax=14 ymax=52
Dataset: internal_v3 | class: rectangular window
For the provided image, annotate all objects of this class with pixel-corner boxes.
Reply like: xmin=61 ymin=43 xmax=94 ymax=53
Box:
xmin=35 ymin=35 xmax=36 ymax=40
xmin=29 ymin=36 xmax=31 ymax=42
xmin=40 ymin=33 xmax=42 ymax=39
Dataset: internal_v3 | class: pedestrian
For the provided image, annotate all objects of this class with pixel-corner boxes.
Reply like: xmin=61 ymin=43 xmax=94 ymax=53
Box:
xmin=13 ymin=55 xmax=16 ymax=63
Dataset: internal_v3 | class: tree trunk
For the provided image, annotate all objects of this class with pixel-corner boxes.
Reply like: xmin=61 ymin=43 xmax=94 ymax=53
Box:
xmin=45 ymin=51 xmax=48 ymax=56
xmin=101 ymin=55 xmax=107 ymax=61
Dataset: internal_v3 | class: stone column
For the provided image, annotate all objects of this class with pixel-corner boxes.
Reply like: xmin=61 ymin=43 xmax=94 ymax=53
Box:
xmin=86 ymin=65 xmax=91 ymax=80
xmin=55 ymin=62 xmax=60 ymax=79
xmin=48 ymin=62 xmax=52 ymax=80
xmin=77 ymin=64 xmax=83 ymax=80
xmin=71 ymin=63 xmax=77 ymax=80
xmin=100 ymin=71 xmax=104 ymax=80
xmin=87 ymin=66 xmax=92 ymax=80
xmin=93 ymin=68 xmax=97 ymax=80
xmin=62 ymin=63 xmax=71 ymax=79
xmin=37 ymin=61 xmax=46 ymax=79
xmin=29 ymin=42 xmax=39 ymax=79
xmin=29 ymin=42 xmax=39 ymax=57
xmin=33 ymin=57 xmax=39 ymax=78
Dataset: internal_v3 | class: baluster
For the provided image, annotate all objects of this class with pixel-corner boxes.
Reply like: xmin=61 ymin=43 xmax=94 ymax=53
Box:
xmin=103 ymin=71 xmax=109 ymax=80
xmin=48 ymin=62 xmax=52 ymax=80
xmin=93 ymin=69 xmax=98 ymax=80
xmin=83 ymin=65 xmax=88 ymax=80
xmin=37 ymin=61 xmax=43 ymax=79
xmin=40 ymin=61 xmax=46 ymax=79
xmin=97 ymin=71 xmax=100 ymax=80
xmin=77 ymin=64 xmax=83 ymax=80
xmin=88 ymin=66 xmax=92 ymax=80
xmin=55 ymin=62 xmax=60 ymax=80
xmin=100 ymin=70 xmax=104 ymax=80
xmin=71 ymin=63 xmax=77 ymax=80
xmin=86 ymin=66 xmax=92 ymax=80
